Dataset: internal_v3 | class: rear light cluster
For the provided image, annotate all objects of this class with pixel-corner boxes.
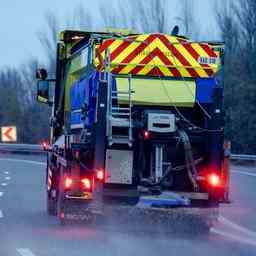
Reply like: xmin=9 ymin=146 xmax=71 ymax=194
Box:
xmin=63 ymin=170 xmax=105 ymax=191
xmin=63 ymin=176 xmax=92 ymax=191
xmin=64 ymin=177 xmax=73 ymax=189
xmin=81 ymin=178 xmax=91 ymax=190
xmin=143 ymin=130 xmax=150 ymax=140
xmin=96 ymin=170 xmax=104 ymax=181
xmin=40 ymin=141 xmax=49 ymax=151
xmin=208 ymin=173 xmax=220 ymax=187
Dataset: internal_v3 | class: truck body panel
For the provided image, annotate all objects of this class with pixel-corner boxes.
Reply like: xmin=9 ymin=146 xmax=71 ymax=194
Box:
xmin=37 ymin=29 xmax=228 ymax=229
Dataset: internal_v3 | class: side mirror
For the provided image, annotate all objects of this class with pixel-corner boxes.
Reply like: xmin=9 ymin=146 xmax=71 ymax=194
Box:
xmin=37 ymin=80 xmax=50 ymax=104
xmin=36 ymin=68 xmax=48 ymax=80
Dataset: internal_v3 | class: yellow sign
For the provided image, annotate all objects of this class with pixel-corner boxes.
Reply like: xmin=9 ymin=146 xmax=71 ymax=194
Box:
xmin=1 ymin=126 xmax=17 ymax=142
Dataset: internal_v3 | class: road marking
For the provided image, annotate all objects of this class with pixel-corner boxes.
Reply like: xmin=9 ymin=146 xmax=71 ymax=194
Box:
xmin=0 ymin=192 xmax=3 ymax=197
xmin=1 ymin=183 xmax=7 ymax=186
xmin=17 ymin=248 xmax=36 ymax=256
xmin=0 ymin=158 xmax=45 ymax=166
xmin=219 ymin=215 xmax=256 ymax=239
xmin=211 ymin=228 xmax=256 ymax=247
xmin=231 ymin=170 xmax=256 ymax=177
xmin=0 ymin=210 xmax=3 ymax=218
xmin=4 ymin=171 xmax=9 ymax=175
xmin=5 ymin=176 xmax=11 ymax=180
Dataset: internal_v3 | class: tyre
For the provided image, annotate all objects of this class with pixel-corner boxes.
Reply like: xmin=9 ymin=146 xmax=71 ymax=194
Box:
xmin=57 ymin=191 xmax=66 ymax=225
xmin=47 ymin=192 xmax=57 ymax=216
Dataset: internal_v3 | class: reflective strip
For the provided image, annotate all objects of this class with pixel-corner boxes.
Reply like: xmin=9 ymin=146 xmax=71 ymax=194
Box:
xmin=94 ymin=33 xmax=222 ymax=78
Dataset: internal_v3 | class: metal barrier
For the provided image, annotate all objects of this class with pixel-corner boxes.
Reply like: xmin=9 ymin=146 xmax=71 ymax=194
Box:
xmin=0 ymin=143 xmax=256 ymax=160
xmin=230 ymin=154 xmax=256 ymax=161
xmin=0 ymin=143 xmax=44 ymax=154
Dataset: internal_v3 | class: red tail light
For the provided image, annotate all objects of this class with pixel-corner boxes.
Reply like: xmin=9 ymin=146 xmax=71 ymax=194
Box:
xmin=64 ymin=177 xmax=73 ymax=189
xmin=143 ymin=130 xmax=150 ymax=140
xmin=41 ymin=141 xmax=49 ymax=150
xmin=208 ymin=173 xmax=220 ymax=187
xmin=81 ymin=178 xmax=91 ymax=190
xmin=96 ymin=170 xmax=104 ymax=181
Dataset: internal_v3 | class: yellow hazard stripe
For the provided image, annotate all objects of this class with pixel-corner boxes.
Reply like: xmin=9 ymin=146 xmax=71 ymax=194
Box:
xmin=172 ymin=40 xmax=209 ymax=77
xmin=111 ymin=34 xmax=148 ymax=65
xmin=95 ymin=34 xmax=219 ymax=78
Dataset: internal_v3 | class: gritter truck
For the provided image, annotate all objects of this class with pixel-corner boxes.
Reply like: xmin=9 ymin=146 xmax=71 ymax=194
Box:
xmin=36 ymin=29 xmax=229 ymax=231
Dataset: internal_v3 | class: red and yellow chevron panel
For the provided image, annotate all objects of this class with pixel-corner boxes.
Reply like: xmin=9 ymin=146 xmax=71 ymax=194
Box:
xmin=93 ymin=33 xmax=222 ymax=78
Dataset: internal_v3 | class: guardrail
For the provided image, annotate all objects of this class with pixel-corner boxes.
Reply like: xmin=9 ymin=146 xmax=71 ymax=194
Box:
xmin=0 ymin=143 xmax=44 ymax=154
xmin=230 ymin=154 xmax=256 ymax=161
xmin=0 ymin=143 xmax=256 ymax=160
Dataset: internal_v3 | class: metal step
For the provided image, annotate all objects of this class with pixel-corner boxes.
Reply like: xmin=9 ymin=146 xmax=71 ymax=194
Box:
xmin=110 ymin=117 xmax=130 ymax=127
xmin=112 ymin=107 xmax=130 ymax=111
xmin=112 ymin=112 xmax=130 ymax=117
xmin=109 ymin=136 xmax=133 ymax=146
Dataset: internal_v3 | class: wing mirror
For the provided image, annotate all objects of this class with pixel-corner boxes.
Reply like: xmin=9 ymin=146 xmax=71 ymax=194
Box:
xmin=37 ymin=80 xmax=50 ymax=104
xmin=36 ymin=68 xmax=55 ymax=105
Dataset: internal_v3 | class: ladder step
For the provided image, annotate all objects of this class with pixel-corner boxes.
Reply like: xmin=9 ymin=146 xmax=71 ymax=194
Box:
xmin=112 ymin=112 xmax=130 ymax=116
xmin=110 ymin=117 xmax=130 ymax=127
xmin=112 ymin=107 xmax=130 ymax=111
xmin=110 ymin=136 xmax=132 ymax=145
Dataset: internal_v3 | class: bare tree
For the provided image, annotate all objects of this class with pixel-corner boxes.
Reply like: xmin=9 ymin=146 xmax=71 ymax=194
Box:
xmin=20 ymin=57 xmax=40 ymax=106
xmin=130 ymin=0 xmax=167 ymax=33
xmin=176 ymin=0 xmax=199 ymax=39
xmin=37 ymin=11 xmax=59 ymax=76
xmin=73 ymin=4 xmax=94 ymax=30
xmin=97 ymin=0 xmax=168 ymax=33
xmin=233 ymin=0 xmax=256 ymax=80
xmin=213 ymin=0 xmax=256 ymax=154
xmin=214 ymin=1 xmax=239 ymax=54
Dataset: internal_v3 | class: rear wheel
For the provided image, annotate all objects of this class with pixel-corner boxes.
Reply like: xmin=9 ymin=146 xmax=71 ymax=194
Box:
xmin=57 ymin=190 xmax=66 ymax=225
xmin=47 ymin=192 xmax=57 ymax=216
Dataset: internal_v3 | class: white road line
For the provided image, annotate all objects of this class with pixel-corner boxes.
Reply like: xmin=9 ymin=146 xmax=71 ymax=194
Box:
xmin=0 ymin=210 xmax=3 ymax=218
xmin=5 ymin=176 xmax=11 ymax=180
xmin=219 ymin=215 xmax=256 ymax=239
xmin=231 ymin=170 xmax=256 ymax=177
xmin=1 ymin=183 xmax=7 ymax=186
xmin=211 ymin=228 xmax=256 ymax=247
xmin=0 ymin=158 xmax=45 ymax=166
xmin=4 ymin=171 xmax=9 ymax=175
xmin=17 ymin=248 xmax=36 ymax=256
xmin=0 ymin=192 xmax=3 ymax=197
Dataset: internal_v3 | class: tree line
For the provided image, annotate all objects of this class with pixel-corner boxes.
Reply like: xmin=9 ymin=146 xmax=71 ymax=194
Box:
xmin=0 ymin=0 xmax=255 ymax=154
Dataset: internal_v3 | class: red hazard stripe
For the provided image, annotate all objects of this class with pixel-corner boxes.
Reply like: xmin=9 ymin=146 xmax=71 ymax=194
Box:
xmin=128 ymin=48 xmax=181 ymax=77
xmin=99 ymin=39 xmax=115 ymax=53
xmin=128 ymin=48 xmax=156 ymax=75
xmin=200 ymin=44 xmax=218 ymax=58
xmin=158 ymin=34 xmax=199 ymax=77
xmin=179 ymin=39 xmax=213 ymax=77
xmin=147 ymin=67 xmax=164 ymax=77
xmin=111 ymin=34 xmax=157 ymax=74
xmin=110 ymin=39 xmax=136 ymax=60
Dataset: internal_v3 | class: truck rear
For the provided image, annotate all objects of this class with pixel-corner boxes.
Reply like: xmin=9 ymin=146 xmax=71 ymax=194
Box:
xmin=36 ymin=29 xmax=229 ymax=232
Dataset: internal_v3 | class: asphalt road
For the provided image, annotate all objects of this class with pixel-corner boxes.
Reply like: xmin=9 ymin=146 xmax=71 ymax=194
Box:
xmin=0 ymin=153 xmax=256 ymax=256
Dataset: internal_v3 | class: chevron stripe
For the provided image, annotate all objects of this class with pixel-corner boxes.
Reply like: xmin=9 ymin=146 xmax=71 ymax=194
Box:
xmin=111 ymin=34 xmax=157 ymax=74
xmin=157 ymin=34 xmax=199 ymax=77
xmin=191 ymin=43 xmax=218 ymax=74
xmin=180 ymin=41 xmax=213 ymax=77
xmin=94 ymin=33 xmax=221 ymax=78
xmin=174 ymin=39 xmax=209 ymax=77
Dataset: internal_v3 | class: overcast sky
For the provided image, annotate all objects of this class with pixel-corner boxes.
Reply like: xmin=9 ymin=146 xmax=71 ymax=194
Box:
xmin=0 ymin=0 xmax=218 ymax=69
